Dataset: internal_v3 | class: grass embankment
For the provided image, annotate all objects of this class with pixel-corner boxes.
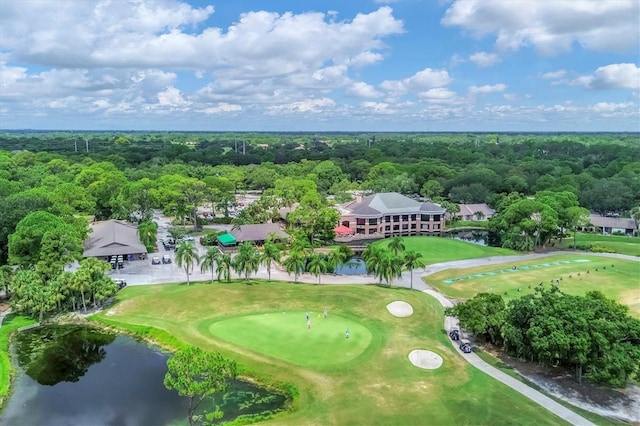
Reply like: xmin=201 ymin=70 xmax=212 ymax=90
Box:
xmin=555 ymin=232 xmax=640 ymax=257
xmin=95 ymin=281 xmax=571 ymax=425
xmin=374 ymin=236 xmax=517 ymax=264
xmin=0 ymin=315 xmax=36 ymax=406
xmin=426 ymin=254 xmax=640 ymax=317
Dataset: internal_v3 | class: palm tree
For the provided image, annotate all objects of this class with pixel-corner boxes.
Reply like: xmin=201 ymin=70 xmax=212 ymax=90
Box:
xmin=175 ymin=242 xmax=200 ymax=285
xmin=232 ymin=241 xmax=260 ymax=281
xmin=403 ymin=250 xmax=426 ymax=290
xmin=361 ymin=244 xmax=383 ymax=277
xmin=200 ymin=247 xmax=220 ymax=284
xmin=216 ymin=253 xmax=232 ymax=282
xmin=137 ymin=220 xmax=158 ymax=251
xmin=307 ymin=254 xmax=327 ymax=285
xmin=388 ymin=236 xmax=406 ymax=256
xmin=376 ymin=250 xmax=403 ymax=286
xmin=282 ymin=249 xmax=307 ymax=282
xmin=260 ymin=240 xmax=281 ymax=281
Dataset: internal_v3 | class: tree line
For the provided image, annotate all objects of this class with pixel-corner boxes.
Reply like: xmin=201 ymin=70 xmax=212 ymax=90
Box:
xmin=445 ymin=287 xmax=640 ymax=387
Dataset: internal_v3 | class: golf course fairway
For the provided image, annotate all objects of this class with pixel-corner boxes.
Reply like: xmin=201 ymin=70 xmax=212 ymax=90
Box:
xmin=208 ymin=311 xmax=372 ymax=368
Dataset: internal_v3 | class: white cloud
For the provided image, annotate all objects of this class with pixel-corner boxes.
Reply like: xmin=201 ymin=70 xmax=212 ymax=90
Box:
xmin=157 ymin=86 xmax=191 ymax=108
xmin=541 ymin=70 xmax=567 ymax=79
xmin=268 ymin=98 xmax=335 ymax=114
xmin=417 ymin=88 xmax=459 ymax=104
xmin=469 ymin=51 xmax=501 ymax=67
xmin=347 ymin=82 xmax=383 ymax=99
xmin=380 ymin=68 xmax=452 ymax=95
xmin=442 ymin=0 xmax=639 ymax=55
xmin=468 ymin=84 xmax=507 ymax=95
xmin=571 ymin=63 xmax=640 ymax=90
xmin=199 ymin=103 xmax=242 ymax=114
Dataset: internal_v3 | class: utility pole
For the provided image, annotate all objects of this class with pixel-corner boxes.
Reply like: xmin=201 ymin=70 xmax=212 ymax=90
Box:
xmin=85 ymin=138 xmax=89 ymax=153
xmin=242 ymin=140 xmax=246 ymax=155
xmin=235 ymin=140 xmax=238 ymax=153
xmin=74 ymin=140 xmax=78 ymax=152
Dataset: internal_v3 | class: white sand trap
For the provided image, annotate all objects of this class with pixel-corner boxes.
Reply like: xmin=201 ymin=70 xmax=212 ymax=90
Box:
xmin=409 ymin=349 xmax=443 ymax=370
xmin=386 ymin=301 xmax=413 ymax=317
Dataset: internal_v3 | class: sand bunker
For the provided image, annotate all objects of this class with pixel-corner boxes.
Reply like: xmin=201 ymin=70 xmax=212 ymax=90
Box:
xmin=386 ymin=301 xmax=413 ymax=317
xmin=409 ymin=350 xmax=443 ymax=370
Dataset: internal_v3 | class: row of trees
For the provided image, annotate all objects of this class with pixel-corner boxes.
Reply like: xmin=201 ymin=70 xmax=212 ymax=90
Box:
xmin=446 ymin=288 xmax=640 ymax=387
xmin=172 ymin=236 xmax=424 ymax=289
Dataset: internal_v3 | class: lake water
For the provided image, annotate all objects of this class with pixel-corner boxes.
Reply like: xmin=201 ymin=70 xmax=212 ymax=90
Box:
xmin=334 ymin=258 xmax=367 ymax=275
xmin=1 ymin=325 xmax=286 ymax=426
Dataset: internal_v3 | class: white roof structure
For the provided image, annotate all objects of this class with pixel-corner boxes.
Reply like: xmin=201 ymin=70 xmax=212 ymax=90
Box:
xmin=83 ymin=220 xmax=148 ymax=258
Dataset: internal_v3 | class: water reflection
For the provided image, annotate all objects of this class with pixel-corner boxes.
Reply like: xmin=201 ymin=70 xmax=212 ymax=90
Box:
xmin=2 ymin=325 xmax=286 ymax=426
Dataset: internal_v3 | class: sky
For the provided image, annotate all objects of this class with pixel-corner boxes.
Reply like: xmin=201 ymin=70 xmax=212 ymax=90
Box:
xmin=0 ymin=0 xmax=639 ymax=132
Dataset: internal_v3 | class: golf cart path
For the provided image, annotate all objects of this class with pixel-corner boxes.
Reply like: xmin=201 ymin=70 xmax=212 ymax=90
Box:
xmin=423 ymin=289 xmax=596 ymax=426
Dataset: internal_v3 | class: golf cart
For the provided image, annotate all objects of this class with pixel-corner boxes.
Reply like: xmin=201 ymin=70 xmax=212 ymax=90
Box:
xmin=449 ymin=327 xmax=460 ymax=341
xmin=459 ymin=339 xmax=472 ymax=354
xmin=151 ymin=256 xmax=161 ymax=265
xmin=162 ymin=254 xmax=172 ymax=264
xmin=113 ymin=279 xmax=127 ymax=290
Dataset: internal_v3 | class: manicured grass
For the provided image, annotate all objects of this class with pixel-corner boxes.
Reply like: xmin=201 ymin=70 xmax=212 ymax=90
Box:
xmin=0 ymin=315 xmax=36 ymax=406
xmin=95 ymin=280 xmax=574 ymax=425
xmin=374 ymin=236 xmax=517 ymax=264
xmin=426 ymin=254 xmax=640 ymax=317
xmin=555 ymin=232 xmax=640 ymax=257
xmin=209 ymin=312 xmax=371 ymax=369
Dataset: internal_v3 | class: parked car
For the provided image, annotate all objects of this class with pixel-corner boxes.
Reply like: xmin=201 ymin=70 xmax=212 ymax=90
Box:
xmin=113 ymin=279 xmax=127 ymax=290
xmin=162 ymin=255 xmax=172 ymax=264
xmin=151 ymin=256 xmax=161 ymax=265
xmin=459 ymin=339 xmax=472 ymax=353
xmin=449 ymin=327 xmax=460 ymax=341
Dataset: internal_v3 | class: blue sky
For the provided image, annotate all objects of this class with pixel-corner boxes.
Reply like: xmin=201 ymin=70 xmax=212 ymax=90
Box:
xmin=0 ymin=0 xmax=638 ymax=131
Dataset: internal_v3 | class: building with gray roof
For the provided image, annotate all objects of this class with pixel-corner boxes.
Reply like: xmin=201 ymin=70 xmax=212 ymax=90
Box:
xmin=337 ymin=192 xmax=446 ymax=239
xmin=83 ymin=220 xmax=148 ymax=259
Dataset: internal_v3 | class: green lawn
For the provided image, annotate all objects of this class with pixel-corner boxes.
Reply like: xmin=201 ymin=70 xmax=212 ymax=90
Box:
xmin=0 ymin=315 xmax=36 ymax=406
xmin=94 ymin=281 xmax=576 ymax=425
xmin=555 ymin=232 xmax=640 ymax=257
xmin=426 ymin=254 xmax=640 ymax=317
xmin=208 ymin=312 xmax=371 ymax=369
xmin=374 ymin=236 xmax=517 ymax=264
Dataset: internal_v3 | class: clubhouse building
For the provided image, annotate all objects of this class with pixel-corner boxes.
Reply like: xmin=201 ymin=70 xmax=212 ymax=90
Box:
xmin=335 ymin=192 xmax=446 ymax=240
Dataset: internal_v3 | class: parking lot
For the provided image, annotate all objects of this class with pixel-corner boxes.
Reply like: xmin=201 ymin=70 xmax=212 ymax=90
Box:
xmin=106 ymin=210 xmax=221 ymax=285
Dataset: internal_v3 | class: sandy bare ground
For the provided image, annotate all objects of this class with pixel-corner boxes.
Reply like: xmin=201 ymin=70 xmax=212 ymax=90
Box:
xmin=408 ymin=350 xmax=443 ymax=370
xmin=386 ymin=301 xmax=413 ymax=317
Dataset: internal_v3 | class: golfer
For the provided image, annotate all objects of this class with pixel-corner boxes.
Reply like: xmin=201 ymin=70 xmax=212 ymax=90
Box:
xmin=345 ymin=328 xmax=350 ymax=339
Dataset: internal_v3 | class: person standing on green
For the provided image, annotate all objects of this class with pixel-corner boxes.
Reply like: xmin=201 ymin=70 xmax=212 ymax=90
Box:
xmin=345 ymin=328 xmax=350 ymax=339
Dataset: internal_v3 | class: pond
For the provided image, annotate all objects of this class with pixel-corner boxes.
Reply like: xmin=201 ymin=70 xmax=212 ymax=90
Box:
xmin=445 ymin=229 xmax=488 ymax=246
xmin=1 ymin=324 xmax=286 ymax=426
xmin=334 ymin=258 xmax=367 ymax=275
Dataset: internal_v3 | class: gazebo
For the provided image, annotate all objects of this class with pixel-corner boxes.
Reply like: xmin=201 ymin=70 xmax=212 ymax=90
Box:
xmin=334 ymin=225 xmax=355 ymax=236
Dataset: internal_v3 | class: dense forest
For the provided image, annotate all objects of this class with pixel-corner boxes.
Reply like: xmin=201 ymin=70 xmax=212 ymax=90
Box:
xmin=1 ymin=132 xmax=639 ymax=263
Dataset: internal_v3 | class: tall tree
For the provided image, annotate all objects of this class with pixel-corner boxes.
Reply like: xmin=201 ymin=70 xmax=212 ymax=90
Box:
xmin=403 ymin=250 xmax=425 ymax=290
xmin=200 ymin=247 xmax=220 ymax=284
xmin=232 ymin=242 xmax=260 ymax=281
xmin=387 ymin=236 xmax=406 ymax=256
xmin=176 ymin=242 xmax=201 ymax=285
xmin=164 ymin=347 xmax=237 ymax=426
xmin=216 ymin=253 xmax=232 ymax=283
xmin=282 ymin=249 xmax=306 ymax=282
xmin=307 ymin=253 xmax=327 ymax=285
xmin=259 ymin=239 xmax=281 ymax=281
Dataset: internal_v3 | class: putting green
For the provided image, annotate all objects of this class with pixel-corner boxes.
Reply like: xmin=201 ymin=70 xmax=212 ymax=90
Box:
xmin=208 ymin=311 xmax=372 ymax=368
